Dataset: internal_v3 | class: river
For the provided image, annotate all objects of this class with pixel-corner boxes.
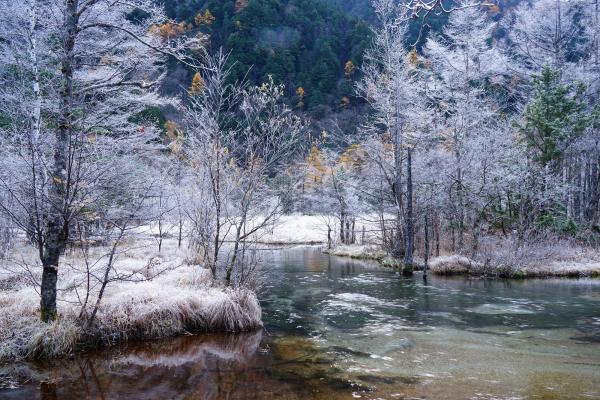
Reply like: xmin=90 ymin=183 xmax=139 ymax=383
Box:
xmin=1 ymin=246 xmax=599 ymax=399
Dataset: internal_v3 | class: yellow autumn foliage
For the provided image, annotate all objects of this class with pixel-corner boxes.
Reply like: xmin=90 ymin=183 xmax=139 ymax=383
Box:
xmin=305 ymin=145 xmax=327 ymax=185
xmin=165 ymin=120 xmax=184 ymax=154
xmin=296 ymin=87 xmax=305 ymax=109
xmin=338 ymin=143 xmax=365 ymax=169
xmin=149 ymin=22 xmax=188 ymax=40
xmin=190 ymin=72 xmax=205 ymax=94
xmin=195 ymin=9 xmax=215 ymax=26
xmin=344 ymin=60 xmax=356 ymax=77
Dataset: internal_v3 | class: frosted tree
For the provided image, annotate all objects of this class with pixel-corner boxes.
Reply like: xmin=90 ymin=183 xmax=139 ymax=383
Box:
xmin=183 ymin=52 xmax=242 ymax=280
xmin=504 ymin=0 xmax=600 ymax=231
xmin=577 ymin=0 xmax=600 ymax=225
xmin=423 ymin=6 xmax=498 ymax=251
xmin=0 ymin=0 xmax=196 ymax=322
xmin=0 ymin=0 xmax=55 ymax=256
xmin=395 ymin=0 xmax=498 ymax=28
xmin=357 ymin=0 xmax=433 ymax=266
xmin=184 ymin=52 xmax=306 ymax=286
xmin=503 ymin=0 xmax=585 ymax=75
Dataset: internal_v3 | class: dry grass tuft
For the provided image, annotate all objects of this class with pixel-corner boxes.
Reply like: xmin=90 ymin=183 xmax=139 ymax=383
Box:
xmin=429 ymin=255 xmax=481 ymax=275
xmin=204 ymin=288 xmax=262 ymax=332
xmin=323 ymin=244 xmax=386 ymax=261
xmin=28 ymin=319 xmax=80 ymax=359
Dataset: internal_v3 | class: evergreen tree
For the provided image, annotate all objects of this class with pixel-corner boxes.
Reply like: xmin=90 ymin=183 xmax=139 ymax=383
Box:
xmin=516 ymin=67 xmax=597 ymax=167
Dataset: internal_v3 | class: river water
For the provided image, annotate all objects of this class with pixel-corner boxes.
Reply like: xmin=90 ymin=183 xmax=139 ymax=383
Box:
xmin=2 ymin=246 xmax=599 ymax=399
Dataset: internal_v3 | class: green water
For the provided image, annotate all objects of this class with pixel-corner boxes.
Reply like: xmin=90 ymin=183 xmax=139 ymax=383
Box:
xmin=1 ymin=246 xmax=599 ymax=399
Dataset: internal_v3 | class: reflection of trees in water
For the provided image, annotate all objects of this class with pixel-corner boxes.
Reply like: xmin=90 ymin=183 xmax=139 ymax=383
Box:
xmin=25 ymin=329 xmax=363 ymax=400
xmin=40 ymin=381 xmax=57 ymax=400
xmin=22 ymin=331 xmax=303 ymax=400
xmin=116 ymin=331 xmax=263 ymax=368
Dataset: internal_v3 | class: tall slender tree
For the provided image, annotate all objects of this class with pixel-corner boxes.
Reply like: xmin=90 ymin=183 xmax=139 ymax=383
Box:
xmin=0 ymin=0 xmax=195 ymax=321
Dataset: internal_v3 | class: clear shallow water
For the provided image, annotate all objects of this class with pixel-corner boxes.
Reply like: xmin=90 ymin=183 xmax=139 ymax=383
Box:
xmin=2 ymin=246 xmax=600 ymax=399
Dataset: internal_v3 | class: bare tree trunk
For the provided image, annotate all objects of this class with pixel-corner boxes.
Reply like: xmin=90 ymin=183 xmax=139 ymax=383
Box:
xmin=226 ymin=229 xmax=241 ymax=287
xmin=157 ymin=191 xmax=164 ymax=252
xmin=41 ymin=0 xmax=79 ymax=322
xmin=87 ymin=227 xmax=125 ymax=328
xmin=27 ymin=0 xmax=48 ymax=263
xmin=471 ymin=218 xmax=480 ymax=259
xmin=340 ymin=211 xmax=345 ymax=244
xmin=345 ymin=219 xmax=351 ymax=244
xmin=212 ymin=220 xmax=220 ymax=279
xmin=454 ymin=143 xmax=465 ymax=251
xmin=450 ymin=216 xmax=456 ymax=253
xmin=77 ymin=228 xmax=91 ymax=320
xmin=423 ymin=214 xmax=429 ymax=281
xmin=210 ymin=153 xmax=223 ymax=280
xmin=404 ymin=147 xmax=414 ymax=267
xmin=435 ymin=213 xmax=440 ymax=257
xmin=178 ymin=217 xmax=183 ymax=248
xmin=158 ymin=219 xmax=163 ymax=252
xmin=392 ymin=112 xmax=404 ymax=258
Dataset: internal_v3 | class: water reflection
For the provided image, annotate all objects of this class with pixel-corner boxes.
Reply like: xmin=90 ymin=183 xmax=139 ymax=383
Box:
xmin=4 ymin=332 xmax=267 ymax=399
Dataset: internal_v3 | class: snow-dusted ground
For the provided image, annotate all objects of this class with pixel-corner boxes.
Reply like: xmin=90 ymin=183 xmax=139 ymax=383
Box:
xmin=246 ymin=214 xmax=329 ymax=244
xmin=1 ymin=214 xmax=598 ymax=362
xmin=525 ymin=259 xmax=600 ymax=277
xmin=428 ymin=254 xmax=600 ymax=277
xmin=146 ymin=215 xmax=600 ymax=278
xmin=0 ymin=237 xmax=261 ymax=362
xmin=241 ymin=214 xmax=383 ymax=244
xmin=324 ymin=247 xmax=600 ymax=278
xmin=140 ymin=214 xmax=383 ymax=245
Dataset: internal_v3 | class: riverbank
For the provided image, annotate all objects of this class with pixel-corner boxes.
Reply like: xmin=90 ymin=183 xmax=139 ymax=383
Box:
xmin=235 ymin=214 xmax=600 ymax=279
xmin=0 ymin=238 xmax=262 ymax=362
xmin=324 ymin=244 xmax=600 ymax=278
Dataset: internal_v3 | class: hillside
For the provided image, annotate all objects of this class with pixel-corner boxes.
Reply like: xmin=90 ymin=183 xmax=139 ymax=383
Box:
xmin=162 ymin=0 xmax=373 ymax=115
xmin=159 ymin=0 xmax=522 ymax=118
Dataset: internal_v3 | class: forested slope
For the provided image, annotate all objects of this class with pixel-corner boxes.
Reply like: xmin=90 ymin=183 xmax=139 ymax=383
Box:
xmin=161 ymin=0 xmax=372 ymax=115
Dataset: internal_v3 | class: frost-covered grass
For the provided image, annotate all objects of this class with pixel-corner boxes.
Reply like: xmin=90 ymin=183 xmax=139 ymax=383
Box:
xmin=0 ymin=238 xmax=262 ymax=362
xmin=422 ymin=239 xmax=600 ymax=278
xmin=428 ymin=253 xmax=600 ymax=278
xmin=428 ymin=255 xmax=483 ymax=275
xmin=476 ymin=237 xmax=600 ymax=278
xmin=320 ymin=235 xmax=600 ymax=278
xmin=322 ymin=244 xmax=387 ymax=260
